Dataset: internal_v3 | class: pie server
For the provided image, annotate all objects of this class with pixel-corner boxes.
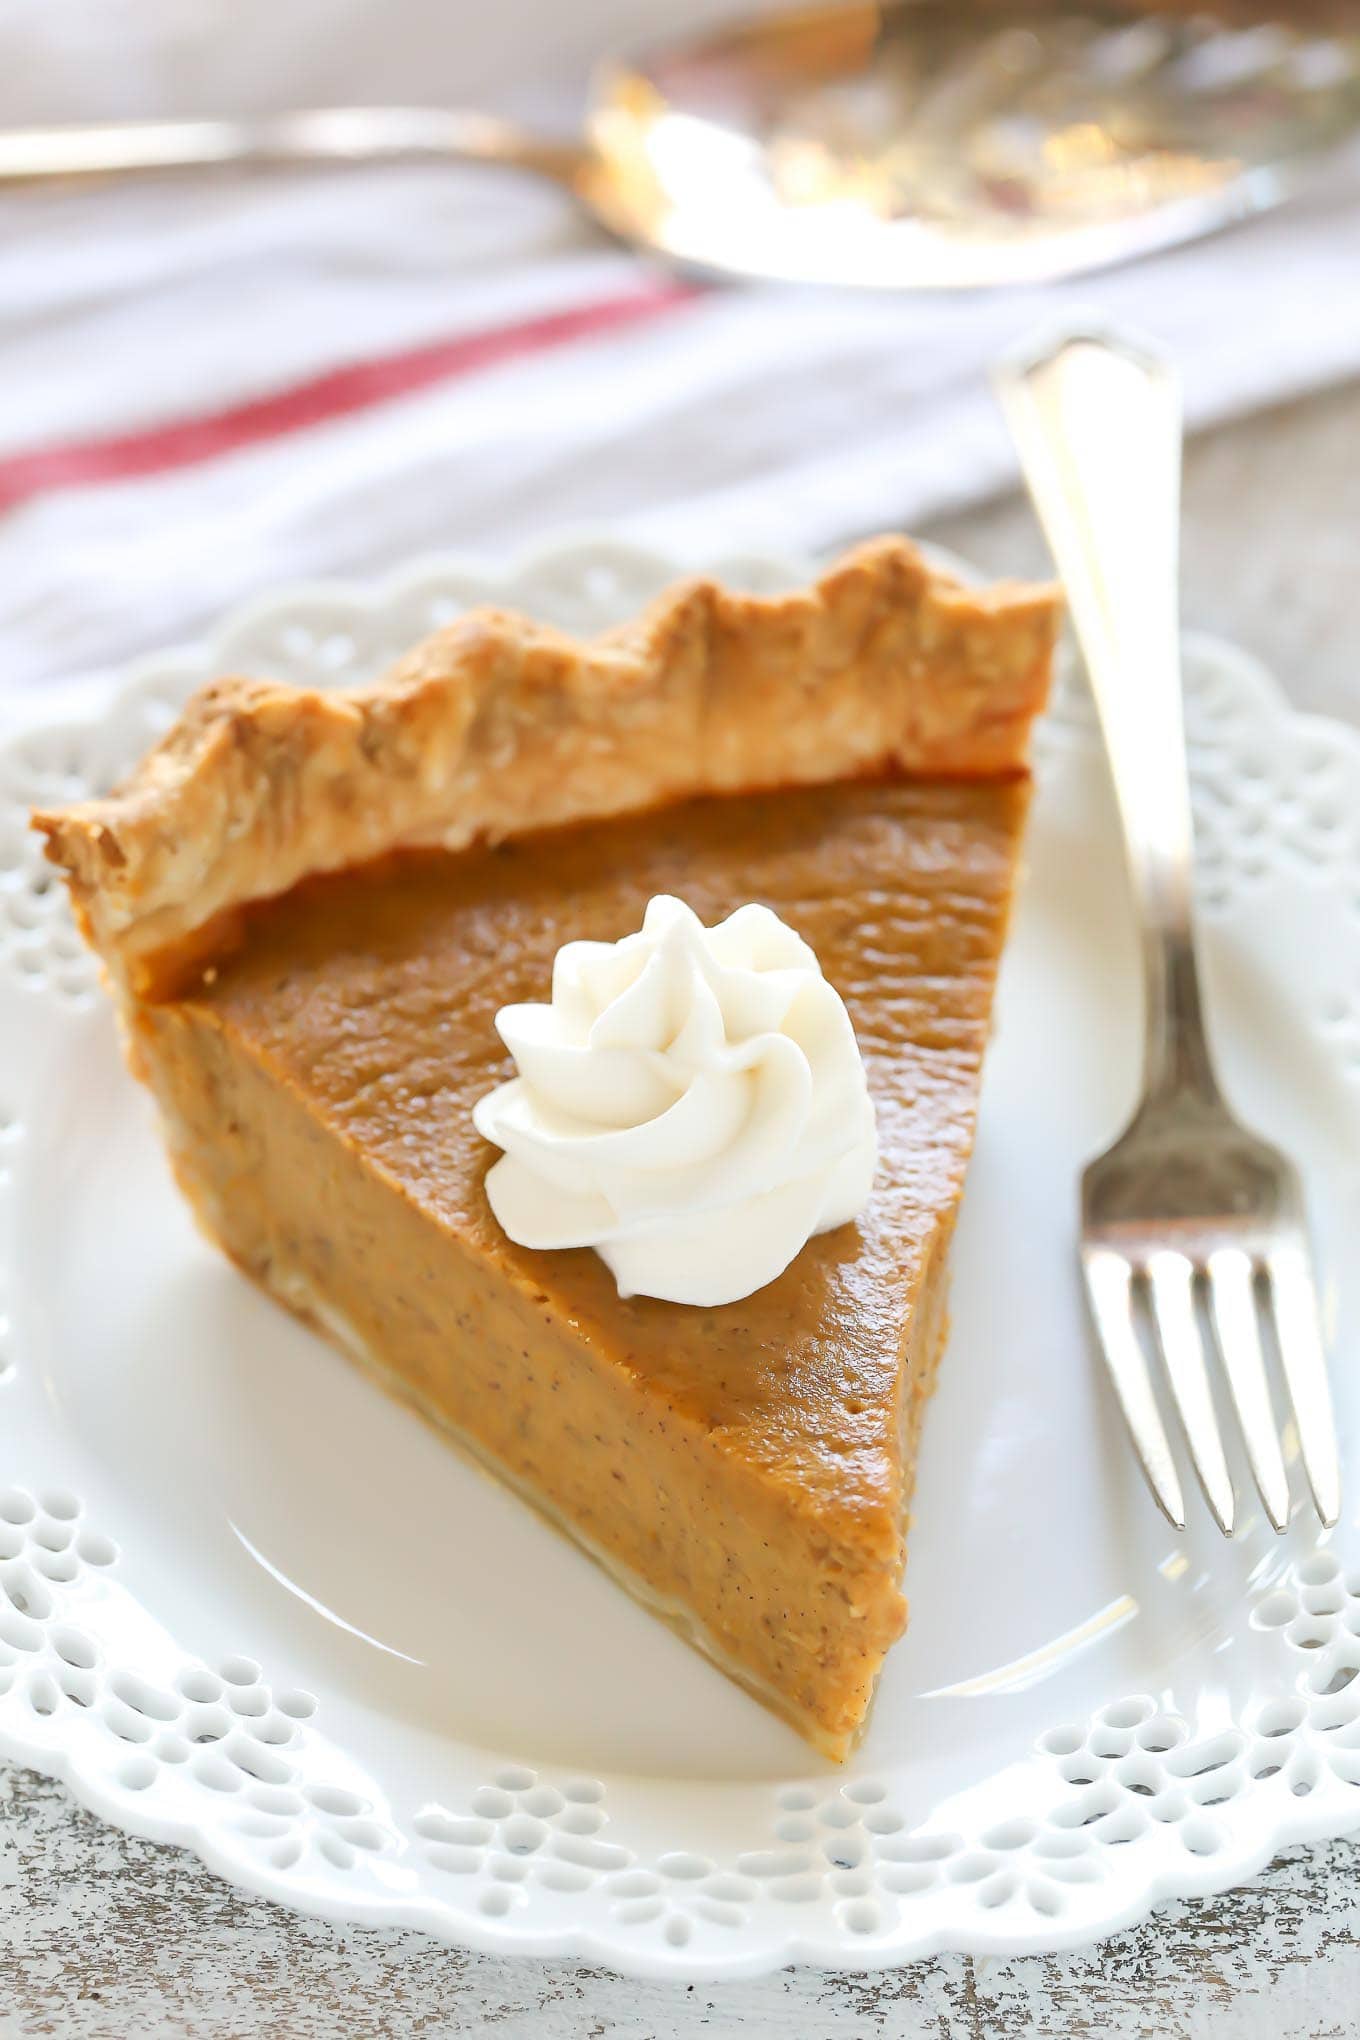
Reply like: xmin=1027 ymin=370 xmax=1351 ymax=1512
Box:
xmin=2 ymin=0 xmax=1358 ymax=289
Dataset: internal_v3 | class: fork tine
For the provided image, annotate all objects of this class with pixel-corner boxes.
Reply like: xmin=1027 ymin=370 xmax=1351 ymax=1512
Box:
xmin=1263 ymin=1241 xmax=1341 ymax=1529
xmin=1205 ymin=1247 xmax=1291 ymax=1534
xmin=1145 ymin=1250 xmax=1235 ymax=1536
xmin=1083 ymin=1247 xmax=1186 ymax=1531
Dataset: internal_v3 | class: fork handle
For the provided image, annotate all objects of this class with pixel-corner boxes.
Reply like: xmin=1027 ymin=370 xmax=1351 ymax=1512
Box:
xmin=995 ymin=325 xmax=1220 ymax=1107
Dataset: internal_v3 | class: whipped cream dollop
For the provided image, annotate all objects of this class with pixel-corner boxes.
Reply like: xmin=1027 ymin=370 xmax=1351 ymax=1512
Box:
xmin=472 ymin=895 xmax=878 ymax=1307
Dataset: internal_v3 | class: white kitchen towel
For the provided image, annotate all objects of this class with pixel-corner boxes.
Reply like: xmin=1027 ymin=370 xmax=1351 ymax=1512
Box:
xmin=3 ymin=0 xmax=1360 ymax=695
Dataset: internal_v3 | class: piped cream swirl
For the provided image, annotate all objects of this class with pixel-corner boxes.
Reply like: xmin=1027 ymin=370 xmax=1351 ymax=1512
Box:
xmin=472 ymin=894 xmax=877 ymax=1306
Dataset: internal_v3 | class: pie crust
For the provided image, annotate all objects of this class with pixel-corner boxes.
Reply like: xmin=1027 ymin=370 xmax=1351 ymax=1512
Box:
xmin=35 ymin=538 xmax=1056 ymax=999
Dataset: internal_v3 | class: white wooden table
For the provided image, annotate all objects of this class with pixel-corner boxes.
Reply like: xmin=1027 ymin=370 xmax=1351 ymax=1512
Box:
xmin=6 ymin=380 xmax=1360 ymax=2040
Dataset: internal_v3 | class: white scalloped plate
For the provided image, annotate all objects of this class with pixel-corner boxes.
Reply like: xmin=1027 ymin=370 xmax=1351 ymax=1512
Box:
xmin=1 ymin=538 xmax=1358 ymax=1978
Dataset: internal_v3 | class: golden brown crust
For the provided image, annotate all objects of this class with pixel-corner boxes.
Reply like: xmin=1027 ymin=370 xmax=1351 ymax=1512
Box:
xmin=34 ymin=537 xmax=1058 ymax=995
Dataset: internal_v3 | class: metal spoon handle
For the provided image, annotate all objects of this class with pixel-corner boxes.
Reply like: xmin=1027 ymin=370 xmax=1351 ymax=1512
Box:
xmin=994 ymin=324 xmax=1219 ymax=1105
xmin=0 ymin=108 xmax=583 ymax=186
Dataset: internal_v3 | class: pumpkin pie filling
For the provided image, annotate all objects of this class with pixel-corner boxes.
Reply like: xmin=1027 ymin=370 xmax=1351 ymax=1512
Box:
xmin=35 ymin=539 xmax=1058 ymax=1758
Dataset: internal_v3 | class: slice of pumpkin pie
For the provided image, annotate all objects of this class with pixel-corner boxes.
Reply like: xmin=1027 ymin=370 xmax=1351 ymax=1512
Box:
xmin=35 ymin=539 xmax=1057 ymax=1758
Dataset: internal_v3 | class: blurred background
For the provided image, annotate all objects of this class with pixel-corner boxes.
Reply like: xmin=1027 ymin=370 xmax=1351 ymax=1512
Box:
xmin=1 ymin=0 xmax=1358 ymax=698
xmin=0 ymin=0 xmax=728 ymax=124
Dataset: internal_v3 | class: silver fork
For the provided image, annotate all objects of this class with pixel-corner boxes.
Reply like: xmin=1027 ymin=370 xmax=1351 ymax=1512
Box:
xmin=994 ymin=324 xmax=1341 ymax=1537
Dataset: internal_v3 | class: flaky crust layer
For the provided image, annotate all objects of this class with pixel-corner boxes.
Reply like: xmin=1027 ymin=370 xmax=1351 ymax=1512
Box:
xmin=35 ymin=538 xmax=1058 ymax=995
